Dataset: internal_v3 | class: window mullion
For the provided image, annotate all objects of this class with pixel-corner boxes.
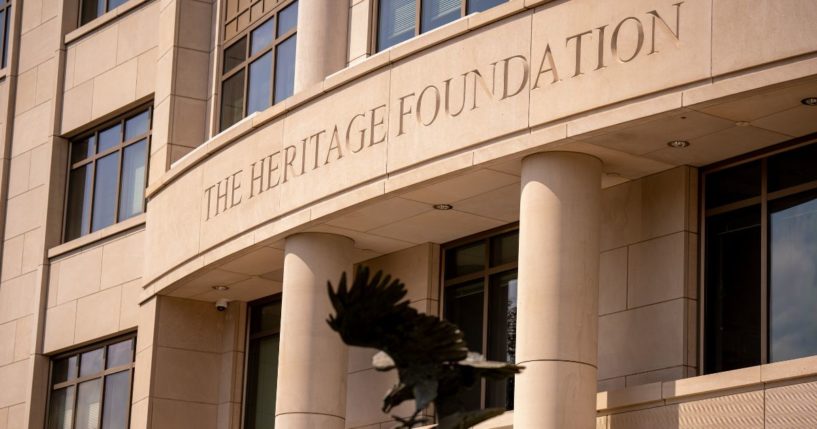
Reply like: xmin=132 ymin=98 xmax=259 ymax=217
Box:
xmin=480 ymin=237 xmax=489 ymax=409
xmin=416 ymin=0 xmax=422 ymax=35
xmin=87 ymin=154 xmax=98 ymax=234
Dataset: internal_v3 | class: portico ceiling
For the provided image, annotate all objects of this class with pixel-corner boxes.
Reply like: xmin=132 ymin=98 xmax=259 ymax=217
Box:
xmin=165 ymin=74 xmax=817 ymax=303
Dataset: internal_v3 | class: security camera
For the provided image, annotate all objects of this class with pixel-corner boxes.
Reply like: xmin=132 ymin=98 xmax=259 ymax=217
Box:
xmin=215 ymin=298 xmax=230 ymax=312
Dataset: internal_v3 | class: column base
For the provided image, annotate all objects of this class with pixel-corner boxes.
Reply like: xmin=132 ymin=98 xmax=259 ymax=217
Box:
xmin=514 ymin=360 xmax=598 ymax=429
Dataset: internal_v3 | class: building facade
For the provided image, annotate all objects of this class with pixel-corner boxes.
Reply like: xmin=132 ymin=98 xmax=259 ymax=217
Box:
xmin=0 ymin=0 xmax=816 ymax=428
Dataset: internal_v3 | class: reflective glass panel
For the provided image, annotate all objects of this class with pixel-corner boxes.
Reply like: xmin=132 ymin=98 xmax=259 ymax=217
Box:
xmin=1 ymin=8 xmax=8 ymax=68
xmin=768 ymin=144 xmax=817 ymax=192
xmin=80 ymin=348 xmax=104 ymax=377
xmin=705 ymin=160 xmax=761 ymax=209
xmin=251 ymin=18 xmax=275 ymax=55
xmin=76 ymin=379 xmax=102 ymax=429
xmin=97 ymin=124 xmax=121 ymax=153
xmin=107 ymin=339 xmax=134 ymax=368
xmin=490 ymin=231 xmax=518 ymax=267
xmin=378 ymin=0 xmax=416 ymax=51
xmin=108 ymin=0 xmax=127 ymax=11
xmin=101 ymin=371 xmax=131 ymax=429
xmin=124 ymin=110 xmax=150 ymax=140
xmin=467 ymin=0 xmax=505 ymax=13
xmin=486 ymin=271 xmax=517 ymax=410
xmin=445 ymin=241 xmax=485 ymax=279
xmin=251 ymin=300 xmax=282 ymax=334
xmin=421 ymin=0 xmax=460 ymax=32
xmin=118 ymin=139 xmax=147 ymax=220
xmin=0 ymin=9 xmax=7 ymax=69
xmin=48 ymin=386 xmax=75 ymax=429
xmin=220 ymin=70 xmax=245 ymax=130
xmin=277 ymin=1 xmax=298 ymax=37
xmin=248 ymin=52 xmax=273 ymax=115
xmin=223 ymin=37 xmax=247 ymax=73
xmin=245 ymin=335 xmax=280 ymax=429
xmin=704 ymin=206 xmax=761 ymax=373
xmin=273 ymin=36 xmax=296 ymax=104
xmin=91 ymin=152 xmax=120 ymax=231
xmin=52 ymin=356 xmax=79 ymax=384
xmin=65 ymin=165 xmax=93 ymax=241
xmin=80 ymin=0 xmax=104 ymax=25
xmin=444 ymin=280 xmax=483 ymax=410
xmin=71 ymin=136 xmax=95 ymax=164
xmin=770 ymin=192 xmax=817 ymax=362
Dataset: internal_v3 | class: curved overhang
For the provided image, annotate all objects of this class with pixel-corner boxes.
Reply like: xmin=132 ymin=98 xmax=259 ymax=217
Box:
xmin=142 ymin=0 xmax=817 ymax=299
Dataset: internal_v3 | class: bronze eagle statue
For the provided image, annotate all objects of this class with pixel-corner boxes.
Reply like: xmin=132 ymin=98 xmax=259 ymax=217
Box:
xmin=327 ymin=266 xmax=523 ymax=429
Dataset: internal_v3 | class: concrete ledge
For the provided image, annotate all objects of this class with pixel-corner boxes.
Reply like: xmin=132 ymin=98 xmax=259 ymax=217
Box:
xmin=64 ymin=0 xmax=155 ymax=44
xmin=48 ymin=214 xmax=146 ymax=258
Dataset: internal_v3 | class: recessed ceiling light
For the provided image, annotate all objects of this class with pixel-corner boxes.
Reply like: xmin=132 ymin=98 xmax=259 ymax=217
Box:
xmin=667 ymin=140 xmax=690 ymax=148
xmin=802 ymin=97 xmax=817 ymax=106
xmin=735 ymin=121 xmax=750 ymax=127
xmin=433 ymin=203 xmax=453 ymax=210
xmin=212 ymin=285 xmax=229 ymax=291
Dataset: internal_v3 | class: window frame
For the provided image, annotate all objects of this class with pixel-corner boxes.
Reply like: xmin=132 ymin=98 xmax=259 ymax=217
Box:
xmin=45 ymin=332 xmax=137 ymax=429
xmin=219 ymin=0 xmax=297 ymax=131
xmin=62 ymin=104 xmax=153 ymax=243
xmin=700 ymin=133 xmax=817 ymax=374
xmin=371 ymin=0 xmax=504 ymax=53
xmin=440 ymin=222 xmax=518 ymax=409
xmin=241 ymin=294 xmax=283 ymax=429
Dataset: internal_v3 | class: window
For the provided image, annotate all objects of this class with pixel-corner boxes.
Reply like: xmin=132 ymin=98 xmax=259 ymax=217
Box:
xmin=64 ymin=106 xmax=151 ymax=242
xmin=243 ymin=297 xmax=282 ymax=429
xmin=79 ymin=0 xmax=128 ymax=26
xmin=442 ymin=226 xmax=518 ymax=411
xmin=220 ymin=0 xmax=297 ymax=131
xmin=376 ymin=0 xmax=507 ymax=51
xmin=0 ymin=0 xmax=10 ymax=69
xmin=703 ymin=139 xmax=817 ymax=374
xmin=47 ymin=335 xmax=135 ymax=429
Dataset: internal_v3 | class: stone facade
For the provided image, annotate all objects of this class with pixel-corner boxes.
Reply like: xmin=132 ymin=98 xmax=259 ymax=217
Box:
xmin=0 ymin=0 xmax=816 ymax=428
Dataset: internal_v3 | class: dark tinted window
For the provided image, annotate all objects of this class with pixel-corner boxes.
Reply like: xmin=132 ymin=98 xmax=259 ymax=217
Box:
xmin=244 ymin=298 xmax=282 ymax=429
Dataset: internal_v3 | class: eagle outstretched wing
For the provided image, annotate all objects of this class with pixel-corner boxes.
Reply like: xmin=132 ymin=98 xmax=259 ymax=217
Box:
xmin=326 ymin=266 xmax=469 ymax=369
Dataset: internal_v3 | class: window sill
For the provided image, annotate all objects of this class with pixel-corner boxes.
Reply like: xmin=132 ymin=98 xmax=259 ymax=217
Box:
xmin=48 ymin=213 xmax=146 ymax=259
xmin=64 ymin=0 xmax=153 ymax=45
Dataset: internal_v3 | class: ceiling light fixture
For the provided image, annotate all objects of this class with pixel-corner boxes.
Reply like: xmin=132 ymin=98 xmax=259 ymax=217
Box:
xmin=667 ymin=140 xmax=690 ymax=148
xmin=802 ymin=97 xmax=817 ymax=106
xmin=212 ymin=285 xmax=230 ymax=291
xmin=433 ymin=203 xmax=453 ymax=210
xmin=735 ymin=121 xmax=750 ymax=127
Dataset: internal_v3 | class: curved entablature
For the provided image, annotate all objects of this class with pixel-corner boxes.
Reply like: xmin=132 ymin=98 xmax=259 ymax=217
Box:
xmin=142 ymin=0 xmax=817 ymax=298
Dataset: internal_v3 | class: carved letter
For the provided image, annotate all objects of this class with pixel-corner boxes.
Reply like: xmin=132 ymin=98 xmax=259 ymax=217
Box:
xmin=444 ymin=75 xmax=467 ymax=117
xmin=397 ymin=93 xmax=415 ymax=136
xmin=346 ymin=113 xmax=367 ymax=153
xmin=249 ymin=158 xmax=264 ymax=198
xmin=369 ymin=104 xmax=387 ymax=146
xmin=307 ymin=131 xmax=325 ymax=170
xmin=216 ymin=177 xmax=229 ymax=216
xmin=325 ymin=126 xmax=344 ymax=165
xmin=230 ymin=170 xmax=242 ymax=208
xmin=532 ymin=44 xmax=560 ymax=89
xmin=566 ymin=29 xmax=593 ymax=77
xmin=612 ymin=17 xmax=645 ymax=63
xmin=266 ymin=152 xmax=281 ymax=190
xmin=467 ymin=64 xmax=496 ymax=111
xmin=417 ymin=85 xmax=441 ymax=127
xmin=648 ymin=2 xmax=682 ymax=54
xmin=500 ymin=55 xmax=529 ymax=100
xmin=203 ymin=184 xmax=217 ymax=220
xmin=595 ymin=25 xmax=608 ymax=70
xmin=282 ymin=145 xmax=298 ymax=183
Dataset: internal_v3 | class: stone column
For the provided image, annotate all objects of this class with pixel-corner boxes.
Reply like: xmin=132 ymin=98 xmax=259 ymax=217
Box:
xmin=514 ymin=152 xmax=602 ymax=429
xmin=276 ymin=233 xmax=354 ymax=429
xmin=293 ymin=0 xmax=349 ymax=91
